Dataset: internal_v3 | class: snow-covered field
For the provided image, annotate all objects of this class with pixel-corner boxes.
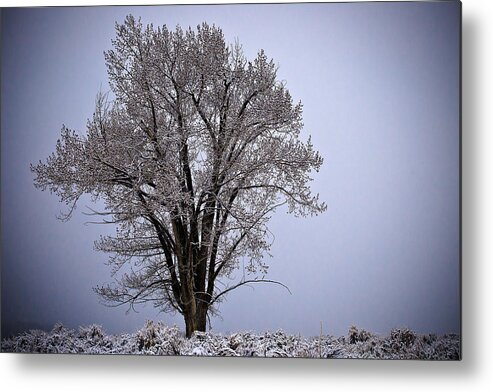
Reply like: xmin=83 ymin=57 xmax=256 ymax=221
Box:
xmin=1 ymin=321 xmax=460 ymax=359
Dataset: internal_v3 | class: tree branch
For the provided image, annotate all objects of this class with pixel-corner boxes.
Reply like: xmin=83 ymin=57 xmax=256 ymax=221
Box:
xmin=210 ymin=279 xmax=291 ymax=307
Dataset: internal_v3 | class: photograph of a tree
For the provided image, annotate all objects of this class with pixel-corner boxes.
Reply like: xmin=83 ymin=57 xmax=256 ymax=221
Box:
xmin=32 ymin=16 xmax=326 ymax=338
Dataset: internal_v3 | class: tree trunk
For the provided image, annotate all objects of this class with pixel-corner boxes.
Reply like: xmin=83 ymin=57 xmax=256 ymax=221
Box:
xmin=184 ymin=311 xmax=196 ymax=338
xmin=195 ymin=303 xmax=208 ymax=332
xmin=184 ymin=301 xmax=208 ymax=338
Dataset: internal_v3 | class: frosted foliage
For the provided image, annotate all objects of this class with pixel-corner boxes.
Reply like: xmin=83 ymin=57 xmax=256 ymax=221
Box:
xmin=31 ymin=16 xmax=326 ymax=334
xmin=1 ymin=322 xmax=459 ymax=359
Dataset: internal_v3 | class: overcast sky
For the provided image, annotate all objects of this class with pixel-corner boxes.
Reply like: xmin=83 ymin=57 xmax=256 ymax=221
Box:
xmin=1 ymin=1 xmax=460 ymax=339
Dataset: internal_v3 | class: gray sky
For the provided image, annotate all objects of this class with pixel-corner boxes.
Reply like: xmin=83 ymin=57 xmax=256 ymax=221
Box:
xmin=1 ymin=2 xmax=460 ymax=339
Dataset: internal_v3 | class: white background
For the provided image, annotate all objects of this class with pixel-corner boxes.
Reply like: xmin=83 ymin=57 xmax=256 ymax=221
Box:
xmin=0 ymin=0 xmax=491 ymax=391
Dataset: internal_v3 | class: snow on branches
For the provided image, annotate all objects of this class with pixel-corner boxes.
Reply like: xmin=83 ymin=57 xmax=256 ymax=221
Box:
xmin=31 ymin=16 xmax=326 ymax=337
xmin=1 ymin=322 xmax=460 ymax=359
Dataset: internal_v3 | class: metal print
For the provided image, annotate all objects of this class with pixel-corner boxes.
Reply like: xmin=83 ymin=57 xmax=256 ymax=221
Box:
xmin=1 ymin=1 xmax=461 ymax=359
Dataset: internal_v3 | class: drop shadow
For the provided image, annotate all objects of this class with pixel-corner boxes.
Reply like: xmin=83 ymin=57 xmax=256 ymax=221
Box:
xmin=459 ymin=9 xmax=479 ymax=374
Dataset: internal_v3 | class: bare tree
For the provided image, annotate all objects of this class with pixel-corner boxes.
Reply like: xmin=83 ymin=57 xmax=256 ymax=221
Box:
xmin=32 ymin=16 xmax=326 ymax=337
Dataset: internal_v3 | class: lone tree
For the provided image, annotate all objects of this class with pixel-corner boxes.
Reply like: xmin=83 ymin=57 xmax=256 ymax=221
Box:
xmin=32 ymin=16 xmax=326 ymax=337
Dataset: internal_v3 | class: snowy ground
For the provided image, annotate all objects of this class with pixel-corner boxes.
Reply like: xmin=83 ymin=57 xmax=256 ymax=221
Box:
xmin=1 ymin=321 xmax=460 ymax=359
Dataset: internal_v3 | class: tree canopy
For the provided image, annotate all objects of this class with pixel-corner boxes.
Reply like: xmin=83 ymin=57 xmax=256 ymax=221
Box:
xmin=32 ymin=16 xmax=326 ymax=337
